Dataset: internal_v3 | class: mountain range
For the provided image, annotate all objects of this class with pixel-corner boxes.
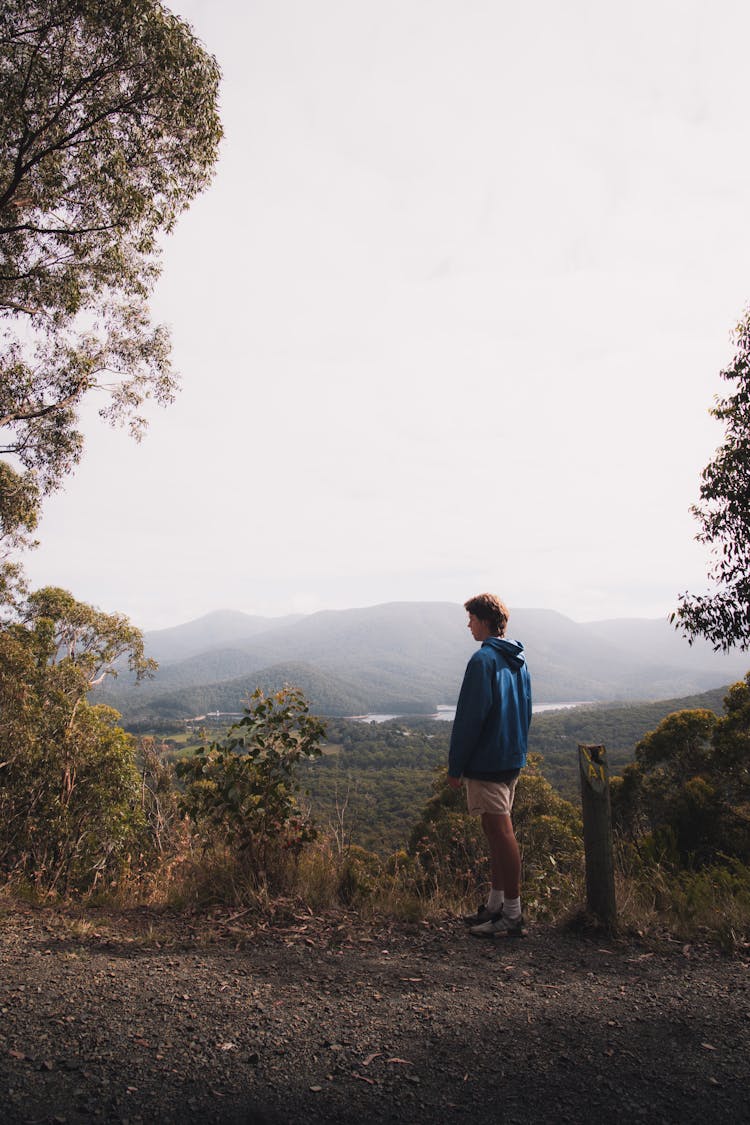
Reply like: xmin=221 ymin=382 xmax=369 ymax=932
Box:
xmin=94 ymin=601 xmax=750 ymax=725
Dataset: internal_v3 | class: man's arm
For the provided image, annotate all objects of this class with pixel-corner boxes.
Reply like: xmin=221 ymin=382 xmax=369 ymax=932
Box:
xmin=448 ymin=654 xmax=492 ymax=778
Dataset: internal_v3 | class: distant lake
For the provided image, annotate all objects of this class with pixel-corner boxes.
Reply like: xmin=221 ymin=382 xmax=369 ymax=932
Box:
xmin=351 ymin=702 xmax=592 ymax=724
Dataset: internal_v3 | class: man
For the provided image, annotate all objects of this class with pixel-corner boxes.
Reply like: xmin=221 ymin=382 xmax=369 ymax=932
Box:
xmin=448 ymin=593 xmax=532 ymax=938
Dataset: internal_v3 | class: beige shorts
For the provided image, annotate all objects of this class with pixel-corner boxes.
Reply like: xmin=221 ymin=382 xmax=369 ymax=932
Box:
xmin=465 ymin=776 xmax=518 ymax=816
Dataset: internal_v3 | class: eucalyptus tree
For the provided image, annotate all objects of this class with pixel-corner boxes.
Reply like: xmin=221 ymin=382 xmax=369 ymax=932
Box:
xmin=0 ymin=0 xmax=222 ymax=581
xmin=0 ymin=585 xmax=157 ymax=891
xmin=673 ymin=308 xmax=750 ymax=650
xmin=610 ymin=688 xmax=750 ymax=867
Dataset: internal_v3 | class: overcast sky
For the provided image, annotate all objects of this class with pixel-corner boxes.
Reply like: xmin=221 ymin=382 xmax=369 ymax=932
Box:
xmin=22 ymin=0 xmax=750 ymax=631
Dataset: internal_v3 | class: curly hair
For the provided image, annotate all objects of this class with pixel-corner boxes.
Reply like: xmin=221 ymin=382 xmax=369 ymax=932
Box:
xmin=463 ymin=593 xmax=509 ymax=637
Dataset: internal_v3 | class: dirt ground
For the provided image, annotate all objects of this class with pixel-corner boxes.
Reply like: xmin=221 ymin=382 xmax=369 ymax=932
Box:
xmin=0 ymin=903 xmax=748 ymax=1125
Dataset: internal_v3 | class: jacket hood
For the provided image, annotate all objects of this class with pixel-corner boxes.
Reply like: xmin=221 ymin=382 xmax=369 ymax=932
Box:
xmin=483 ymin=636 xmax=526 ymax=671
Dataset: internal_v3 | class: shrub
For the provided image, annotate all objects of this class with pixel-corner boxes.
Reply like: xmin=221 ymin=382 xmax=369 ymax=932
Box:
xmin=612 ymin=691 xmax=750 ymax=869
xmin=0 ymin=701 xmax=146 ymax=894
xmin=176 ymin=688 xmax=325 ymax=897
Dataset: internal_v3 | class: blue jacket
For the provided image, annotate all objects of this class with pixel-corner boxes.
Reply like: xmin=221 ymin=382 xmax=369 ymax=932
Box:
xmin=448 ymin=637 xmax=532 ymax=779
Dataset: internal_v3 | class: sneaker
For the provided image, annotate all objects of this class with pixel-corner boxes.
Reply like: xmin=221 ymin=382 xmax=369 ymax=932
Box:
xmin=469 ymin=913 xmax=526 ymax=939
xmin=462 ymin=904 xmax=502 ymax=927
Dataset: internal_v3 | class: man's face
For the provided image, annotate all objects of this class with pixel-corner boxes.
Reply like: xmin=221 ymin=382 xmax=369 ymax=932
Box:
xmin=467 ymin=613 xmax=492 ymax=642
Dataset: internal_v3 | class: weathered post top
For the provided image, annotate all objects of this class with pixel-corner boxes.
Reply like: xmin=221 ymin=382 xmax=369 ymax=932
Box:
xmin=579 ymin=743 xmax=608 ymax=795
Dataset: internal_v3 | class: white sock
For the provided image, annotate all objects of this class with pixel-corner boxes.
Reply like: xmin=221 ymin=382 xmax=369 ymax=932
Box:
xmin=487 ymin=889 xmax=504 ymax=912
xmin=503 ymin=896 xmax=521 ymax=920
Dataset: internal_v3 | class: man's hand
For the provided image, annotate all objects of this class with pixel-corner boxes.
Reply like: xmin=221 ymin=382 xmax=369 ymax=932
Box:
xmin=448 ymin=776 xmax=462 ymax=789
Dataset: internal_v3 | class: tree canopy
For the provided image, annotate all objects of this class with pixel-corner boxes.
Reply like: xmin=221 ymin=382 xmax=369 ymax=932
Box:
xmin=611 ymin=683 xmax=750 ymax=868
xmin=673 ymin=308 xmax=750 ymax=650
xmin=0 ymin=0 xmax=222 ymax=574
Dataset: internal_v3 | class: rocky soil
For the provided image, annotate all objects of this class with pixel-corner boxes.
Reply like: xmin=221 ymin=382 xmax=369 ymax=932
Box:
xmin=0 ymin=904 xmax=748 ymax=1124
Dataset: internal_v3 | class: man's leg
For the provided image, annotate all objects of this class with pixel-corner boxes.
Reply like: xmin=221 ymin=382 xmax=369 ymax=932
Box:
xmin=481 ymin=811 xmax=520 ymax=900
xmin=469 ymin=811 xmax=525 ymax=936
xmin=462 ymin=778 xmax=524 ymax=931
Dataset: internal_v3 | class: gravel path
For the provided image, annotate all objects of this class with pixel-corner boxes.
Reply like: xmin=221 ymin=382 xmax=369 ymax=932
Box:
xmin=0 ymin=905 xmax=748 ymax=1124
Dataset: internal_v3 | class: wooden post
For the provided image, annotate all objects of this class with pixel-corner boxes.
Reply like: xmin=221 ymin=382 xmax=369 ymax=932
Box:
xmin=578 ymin=743 xmax=617 ymax=929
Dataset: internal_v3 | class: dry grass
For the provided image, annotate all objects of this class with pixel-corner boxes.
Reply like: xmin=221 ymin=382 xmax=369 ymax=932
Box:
xmin=612 ymin=856 xmax=750 ymax=951
xmin=3 ymin=830 xmax=748 ymax=952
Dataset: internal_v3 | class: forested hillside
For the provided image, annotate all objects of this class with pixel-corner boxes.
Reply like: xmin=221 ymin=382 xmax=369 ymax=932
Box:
xmin=295 ymin=684 xmax=733 ymax=850
xmin=121 ymin=662 xmax=379 ymax=726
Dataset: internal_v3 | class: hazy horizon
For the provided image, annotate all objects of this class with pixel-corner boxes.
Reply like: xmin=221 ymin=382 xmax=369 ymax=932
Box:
xmin=142 ymin=598 xmax=684 ymax=635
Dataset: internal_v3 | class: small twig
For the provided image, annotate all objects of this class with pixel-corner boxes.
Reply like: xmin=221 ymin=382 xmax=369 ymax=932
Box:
xmin=222 ymin=906 xmax=254 ymax=924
